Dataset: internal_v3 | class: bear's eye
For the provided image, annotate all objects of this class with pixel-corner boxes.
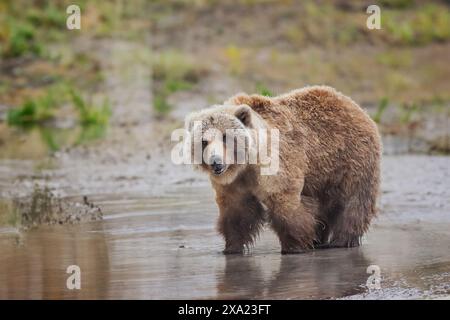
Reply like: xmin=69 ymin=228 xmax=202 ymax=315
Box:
xmin=202 ymin=140 xmax=208 ymax=149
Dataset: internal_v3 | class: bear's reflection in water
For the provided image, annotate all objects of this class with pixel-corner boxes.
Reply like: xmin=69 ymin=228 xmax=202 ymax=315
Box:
xmin=217 ymin=247 xmax=371 ymax=299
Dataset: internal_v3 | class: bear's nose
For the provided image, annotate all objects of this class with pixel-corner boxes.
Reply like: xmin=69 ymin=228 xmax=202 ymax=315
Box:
xmin=210 ymin=155 xmax=224 ymax=173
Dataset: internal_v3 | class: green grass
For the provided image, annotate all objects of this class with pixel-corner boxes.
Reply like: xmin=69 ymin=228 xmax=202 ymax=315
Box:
xmin=0 ymin=1 xmax=124 ymax=58
xmin=284 ymin=1 xmax=450 ymax=47
xmin=26 ymin=4 xmax=66 ymax=28
xmin=373 ymin=97 xmax=389 ymax=124
xmin=76 ymin=124 xmax=108 ymax=145
xmin=7 ymin=89 xmax=111 ymax=152
xmin=7 ymin=92 xmax=57 ymax=126
xmin=255 ymin=83 xmax=274 ymax=97
xmin=399 ymin=102 xmax=419 ymax=124
xmin=164 ymin=79 xmax=193 ymax=93
xmin=70 ymin=90 xmax=111 ymax=126
xmin=39 ymin=127 xmax=61 ymax=152
xmin=7 ymin=86 xmax=111 ymax=128
xmin=152 ymin=78 xmax=195 ymax=115
xmin=38 ymin=125 xmax=108 ymax=151
xmin=153 ymin=93 xmax=172 ymax=114
xmin=0 ymin=21 xmax=42 ymax=58
xmin=0 ymin=1 xmax=69 ymax=58
xmin=384 ymin=4 xmax=450 ymax=45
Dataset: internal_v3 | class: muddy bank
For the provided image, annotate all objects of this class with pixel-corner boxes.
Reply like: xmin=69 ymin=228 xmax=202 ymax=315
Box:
xmin=2 ymin=186 xmax=102 ymax=230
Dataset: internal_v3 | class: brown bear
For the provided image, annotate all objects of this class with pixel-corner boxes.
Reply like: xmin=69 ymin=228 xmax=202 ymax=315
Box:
xmin=184 ymin=85 xmax=381 ymax=254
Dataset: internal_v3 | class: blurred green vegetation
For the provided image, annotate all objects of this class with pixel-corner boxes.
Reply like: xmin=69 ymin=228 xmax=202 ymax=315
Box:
xmin=0 ymin=0 xmax=449 ymax=154
xmin=70 ymin=89 xmax=111 ymax=126
xmin=7 ymin=85 xmax=110 ymax=127
xmin=153 ymin=94 xmax=172 ymax=114
xmin=1 ymin=0 xmax=449 ymax=52
xmin=37 ymin=125 xmax=108 ymax=151
xmin=373 ymin=97 xmax=390 ymax=124
xmin=0 ymin=1 xmax=66 ymax=58
xmin=255 ymin=83 xmax=274 ymax=97
xmin=1 ymin=1 xmax=115 ymax=151
xmin=0 ymin=0 xmax=153 ymax=59
xmin=7 ymin=91 xmax=57 ymax=125
xmin=5 ymin=83 xmax=111 ymax=152
xmin=0 ymin=21 xmax=42 ymax=58
xmin=384 ymin=4 xmax=450 ymax=45
xmin=399 ymin=102 xmax=419 ymax=124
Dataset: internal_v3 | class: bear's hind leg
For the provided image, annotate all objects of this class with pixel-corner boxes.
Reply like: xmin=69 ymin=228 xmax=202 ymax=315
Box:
xmin=327 ymin=183 xmax=378 ymax=248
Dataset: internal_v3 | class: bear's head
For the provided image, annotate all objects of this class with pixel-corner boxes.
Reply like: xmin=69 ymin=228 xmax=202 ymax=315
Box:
xmin=184 ymin=104 xmax=257 ymax=185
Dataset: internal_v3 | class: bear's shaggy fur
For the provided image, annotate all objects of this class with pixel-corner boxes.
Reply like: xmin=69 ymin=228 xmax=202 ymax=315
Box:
xmin=185 ymin=86 xmax=381 ymax=254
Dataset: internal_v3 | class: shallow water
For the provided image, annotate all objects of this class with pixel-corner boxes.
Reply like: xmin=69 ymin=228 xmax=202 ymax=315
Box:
xmin=0 ymin=155 xmax=449 ymax=299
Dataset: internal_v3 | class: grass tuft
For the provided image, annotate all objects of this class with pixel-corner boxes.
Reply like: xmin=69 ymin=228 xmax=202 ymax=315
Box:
xmin=7 ymin=92 xmax=57 ymax=126
xmin=373 ymin=97 xmax=389 ymax=124
xmin=70 ymin=90 xmax=111 ymax=126
xmin=1 ymin=21 xmax=42 ymax=58
xmin=256 ymin=83 xmax=274 ymax=97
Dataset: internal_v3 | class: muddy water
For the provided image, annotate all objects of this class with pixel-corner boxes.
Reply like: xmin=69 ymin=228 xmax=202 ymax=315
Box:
xmin=0 ymin=155 xmax=449 ymax=299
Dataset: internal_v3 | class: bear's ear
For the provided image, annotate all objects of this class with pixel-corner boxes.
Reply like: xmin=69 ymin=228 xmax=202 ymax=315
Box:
xmin=235 ymin=105 xmax=252 ymax=127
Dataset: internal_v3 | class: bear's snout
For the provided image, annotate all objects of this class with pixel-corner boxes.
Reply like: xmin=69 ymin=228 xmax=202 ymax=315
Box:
xmin=210 ymin=155 xmax=225 ymax=175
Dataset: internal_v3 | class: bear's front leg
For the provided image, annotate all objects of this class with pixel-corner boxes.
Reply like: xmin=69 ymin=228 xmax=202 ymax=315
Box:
xmin=216 ymin=194 xmax=265 ymax=254
xmin=267 ymin=191 xmax=317 ymax=254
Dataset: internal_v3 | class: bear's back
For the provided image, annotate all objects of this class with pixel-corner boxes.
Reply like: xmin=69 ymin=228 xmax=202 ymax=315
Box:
xmin=229 ymin=86 xmax=374 ymax=134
